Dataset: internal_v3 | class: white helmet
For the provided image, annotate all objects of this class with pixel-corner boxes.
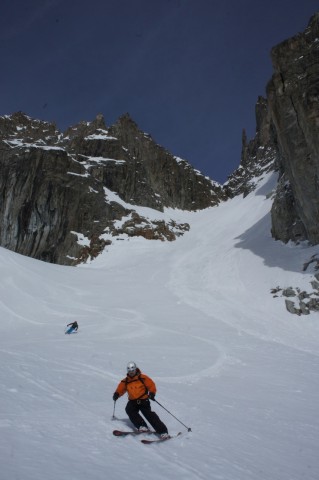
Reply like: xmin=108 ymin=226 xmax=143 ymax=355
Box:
xmin=127 ymin=361 xmax=137 ymax=374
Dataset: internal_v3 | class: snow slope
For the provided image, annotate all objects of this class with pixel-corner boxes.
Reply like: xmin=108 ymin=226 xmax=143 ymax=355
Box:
xmin=1 ymin=172 xmax=319 ymax=480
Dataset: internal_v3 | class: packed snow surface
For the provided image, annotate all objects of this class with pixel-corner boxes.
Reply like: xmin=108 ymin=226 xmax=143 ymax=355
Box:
xmin=1 ymin=172 xmax=319 ymax=480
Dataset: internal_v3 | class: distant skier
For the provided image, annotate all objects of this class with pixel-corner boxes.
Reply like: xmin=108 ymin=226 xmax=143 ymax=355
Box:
xmin=113 ymin=361 xmax=169 ymax=438
xmin=65 ymin=321 xmax=78 ymax=334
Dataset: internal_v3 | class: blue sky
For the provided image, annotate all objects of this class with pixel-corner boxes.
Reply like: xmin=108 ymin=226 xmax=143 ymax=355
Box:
xmin=0 ymin=0 xmax=317 ymax=182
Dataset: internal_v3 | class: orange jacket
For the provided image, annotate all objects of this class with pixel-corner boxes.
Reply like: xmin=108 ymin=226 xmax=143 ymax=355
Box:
xmin=115 ymin=369 xmax=156 ymax=401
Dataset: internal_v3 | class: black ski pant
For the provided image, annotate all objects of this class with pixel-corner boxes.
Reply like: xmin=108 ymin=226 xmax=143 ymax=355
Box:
xmin=125 ymin=399 xmax=168 ymax=434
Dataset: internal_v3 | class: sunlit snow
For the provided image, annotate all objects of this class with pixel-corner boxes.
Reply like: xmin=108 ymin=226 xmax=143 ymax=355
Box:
xmin=1 ymin=172 xmax=319 ymax=480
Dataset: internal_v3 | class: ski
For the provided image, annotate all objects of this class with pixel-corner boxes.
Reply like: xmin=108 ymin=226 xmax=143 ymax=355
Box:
xmin=113 ymin=429 xmax=140 ymax=436
xmin=141 ymin=432 xmax=182 ymax=444
xmin=113 ymin=429 xmax=153 ymax=437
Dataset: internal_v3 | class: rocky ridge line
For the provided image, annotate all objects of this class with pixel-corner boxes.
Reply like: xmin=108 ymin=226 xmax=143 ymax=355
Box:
xmin=0 ymin=112 xmax=226 ymax=265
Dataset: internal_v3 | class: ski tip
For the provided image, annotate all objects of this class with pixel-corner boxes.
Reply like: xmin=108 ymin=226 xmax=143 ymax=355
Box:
xmin=141 ymin=432 xmax=182 ymax=444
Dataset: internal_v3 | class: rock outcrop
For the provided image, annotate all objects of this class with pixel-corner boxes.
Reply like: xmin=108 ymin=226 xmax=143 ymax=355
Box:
xmin=224 ymin=96 xmax=279 ymax=198
xmin=0 ymin=112 xmax=226 ymax=265
xmin=271 ymin=255 xmax=319 ymax=315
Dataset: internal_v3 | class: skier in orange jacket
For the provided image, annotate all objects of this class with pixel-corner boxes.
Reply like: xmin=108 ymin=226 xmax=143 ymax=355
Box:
xmin=113 ymin=362 xmax=168 ymax=438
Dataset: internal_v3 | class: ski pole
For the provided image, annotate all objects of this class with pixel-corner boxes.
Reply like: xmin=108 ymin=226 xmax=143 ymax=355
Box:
xmin=154 ymin=399 xmax=192 ymax=432
xmin=112 ymin=400 xmax=116 ymax=420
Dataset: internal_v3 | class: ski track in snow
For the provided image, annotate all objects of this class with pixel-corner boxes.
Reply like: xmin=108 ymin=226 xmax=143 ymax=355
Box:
xmin=1 ymin=172 xmax=319 ymax=480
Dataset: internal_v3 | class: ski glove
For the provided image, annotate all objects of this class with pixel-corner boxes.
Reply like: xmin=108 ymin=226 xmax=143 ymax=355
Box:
xmin=113 ymin=392 xmax=119 ymax=401
xmin=149 ymin=392 xmax=155 ymax=401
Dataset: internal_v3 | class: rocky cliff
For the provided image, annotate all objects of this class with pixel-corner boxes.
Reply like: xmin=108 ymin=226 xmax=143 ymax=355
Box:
xmin=0 ymin=112 xmax=226 ymax=265
xmin=225 ymin=12 xmax=319 ymax=246
xmin=268 ymin=13 xmax=319 ymax=244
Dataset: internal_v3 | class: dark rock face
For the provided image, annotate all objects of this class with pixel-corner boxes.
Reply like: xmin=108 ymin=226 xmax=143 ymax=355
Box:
xmin=267 ymin=13 xmax=319 ymax=244
xmin=0 ymin=117 xmax=112 ymax=264
xmin=0 ymin=112 xmax=226 ymax=265
xmin=229 ymin=12 xmax=319 ymax=245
